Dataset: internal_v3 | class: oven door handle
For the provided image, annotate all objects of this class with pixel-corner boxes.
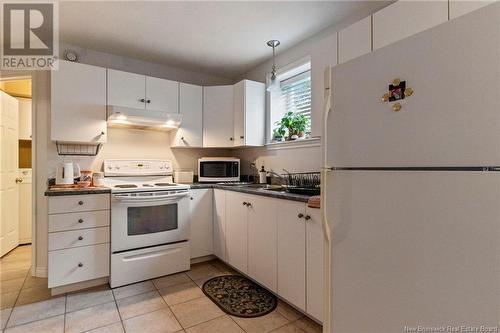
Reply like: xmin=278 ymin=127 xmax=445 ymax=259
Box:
xmin=112 ymin=192 xmax=189 ymax=203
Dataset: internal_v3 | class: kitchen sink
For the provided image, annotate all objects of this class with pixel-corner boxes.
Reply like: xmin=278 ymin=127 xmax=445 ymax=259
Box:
xmin=238 ymin=184 xmax=283 ymax=190
xmin=262 ymin=187 xmax=288 ymax=192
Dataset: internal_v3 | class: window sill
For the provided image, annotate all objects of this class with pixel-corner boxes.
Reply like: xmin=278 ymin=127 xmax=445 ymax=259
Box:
xmin=265 ymin=136 xmax=321 ymax=150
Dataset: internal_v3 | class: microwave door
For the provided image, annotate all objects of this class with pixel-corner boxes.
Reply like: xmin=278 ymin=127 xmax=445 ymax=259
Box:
xmin=199 ymin=161 xmax=240 ymax=182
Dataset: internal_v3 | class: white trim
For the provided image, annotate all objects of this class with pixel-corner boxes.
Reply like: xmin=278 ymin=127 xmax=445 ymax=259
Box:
xmin=34 ymin=266 xmax=47 ymax=278
xmin=265 ymin=136 xmax=321 ymax=151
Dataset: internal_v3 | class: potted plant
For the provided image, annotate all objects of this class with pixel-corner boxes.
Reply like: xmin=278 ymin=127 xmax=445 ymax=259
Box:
xmin=276 ymin=112 xmax=310 ymax=140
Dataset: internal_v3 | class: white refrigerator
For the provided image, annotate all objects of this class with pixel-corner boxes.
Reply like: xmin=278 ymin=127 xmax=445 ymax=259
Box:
xmin=322 ymin=4 xmax=499 ymax=333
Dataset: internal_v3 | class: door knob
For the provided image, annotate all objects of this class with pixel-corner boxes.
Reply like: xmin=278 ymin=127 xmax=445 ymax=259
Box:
xmin=146 ymin=100 xmax=151 ymax=103
xmin=298 ymin=213 xmax=304 ymax=218
xmin=247 ymin=203 xmax=252 ymax=208
xmin=78 ymin=236 xmax=83 ymax=240
xmin=243 ymin=202 xmax=248 ymax=206
xmin=78 ymin=263 xmax=83 ymax=267
xmin=304 ymin=215 xmax=311 ymax=220
xmin=78 ymin=218 xmax=84 ymax=223
xmin=78 ymin=201 xmax=84 ymax=205
xmin=15 ymin=178 xmax=23 ymax=183
xmin=139 ymin=98 xmax=145 ymax=103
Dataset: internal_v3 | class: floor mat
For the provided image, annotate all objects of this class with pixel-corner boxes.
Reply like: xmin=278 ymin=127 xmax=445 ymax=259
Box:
xmin=202 ymin=275 xmax=277 ymax=318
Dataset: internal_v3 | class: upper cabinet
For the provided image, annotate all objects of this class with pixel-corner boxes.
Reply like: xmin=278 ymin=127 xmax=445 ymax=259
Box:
xmin=107 ymin=69 xmax=179 ymax=113
xmin=171 ymin=83 xmax=203 ymax=147
xmin=338 ymin=16 xmax=372 ymax=64
xmin=233 ymin=80 xmax=265 ymax=147
xmin=372 ymin=0 xmax=448 ymax=50
xmin=203 ymin=85 xmax=234 ymax=148
xmin=51 ymin=61 xmax=107 ymax=143
xmin=449 ymin=0 xmax=494 ymax=19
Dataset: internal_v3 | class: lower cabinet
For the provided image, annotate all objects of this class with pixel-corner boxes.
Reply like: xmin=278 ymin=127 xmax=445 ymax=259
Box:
xmin=189 ymin=189 xmax=213 ymax=258
xmin=277 ymin=200 xmax=307 ymax=311
xmin=247 ymin=195 xmax=277 ymax=292
xmin=305 ymin=206 xmax=324 ymax=322
xmin=225 ymin=191 xmax=248 ymax=273
xmin=213 ymin=189 xmax=323 ymax=322
xmin=213 ymin=189 xmax=226 ymax=261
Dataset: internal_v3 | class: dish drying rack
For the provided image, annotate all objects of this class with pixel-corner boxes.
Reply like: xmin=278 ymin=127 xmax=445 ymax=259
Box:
xmin=283 ymin=171 xmax=321 ymax=195
xmin=56 ymin=142 xmax=102 ymax=156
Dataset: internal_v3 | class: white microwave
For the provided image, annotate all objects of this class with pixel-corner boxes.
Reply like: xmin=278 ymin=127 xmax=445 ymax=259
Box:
xmin=198 ymin=157 xmax=240 ymax=182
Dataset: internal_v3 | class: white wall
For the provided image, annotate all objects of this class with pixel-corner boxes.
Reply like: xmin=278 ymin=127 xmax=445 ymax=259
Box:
xmin=60 ymin=43 xmax=233 ymax=86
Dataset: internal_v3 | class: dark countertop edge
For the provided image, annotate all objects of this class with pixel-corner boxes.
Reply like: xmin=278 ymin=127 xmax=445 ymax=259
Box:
xmin=189 ymin=183 xmax=312 ymax=203
xmin=45 ymin=188 xmax=112 ymax=196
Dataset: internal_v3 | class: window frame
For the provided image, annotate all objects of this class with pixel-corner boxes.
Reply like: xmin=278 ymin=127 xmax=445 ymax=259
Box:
xmin=266 ymin=56 xmax=312 ymax=144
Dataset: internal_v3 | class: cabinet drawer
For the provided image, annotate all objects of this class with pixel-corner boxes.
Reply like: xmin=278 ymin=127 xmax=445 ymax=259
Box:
xmin=48 ymin=243 xmax=110 ymax=288
xmin=49 ymin=227 xmax=110 ymax=251
xmin=49 ymin=210 xmax=109 ymax=232
xmin=49 ymin=194 xmax=110 ymax=214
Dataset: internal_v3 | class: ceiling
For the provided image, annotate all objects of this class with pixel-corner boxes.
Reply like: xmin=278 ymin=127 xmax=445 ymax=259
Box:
xmin=60 ymin=1 xmax=390 ymax=79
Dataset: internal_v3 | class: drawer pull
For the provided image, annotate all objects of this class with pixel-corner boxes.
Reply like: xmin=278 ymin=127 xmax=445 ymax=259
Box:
xmin=78 ymin=263 xmax=83 ymax=267
xmin=78 ymin=236 xmax=83 ymax=240
xmin=78 ymin=218 xmax=84 ymax=223
xmin=78 ymin=201 xmax=84 ymax=205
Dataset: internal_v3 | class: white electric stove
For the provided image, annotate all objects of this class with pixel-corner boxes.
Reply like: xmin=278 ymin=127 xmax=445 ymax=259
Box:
xmin=104 ymin=159 xmax=191 ymax=288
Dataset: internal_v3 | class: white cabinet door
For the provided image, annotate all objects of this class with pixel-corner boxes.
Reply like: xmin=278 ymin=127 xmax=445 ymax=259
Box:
xmin=225 ymin=191 xmax=248 ymax=273
xmin=233 ymin=80 xmax=265 ymax=147
xmin=189 ymin=189 xmax=213 ymax=258
xmin=277 ymin=200 xmax=306 ymax=311
xmin=213 ymin=189 xmax=226 ymax=261
xmin=305 ymin=207 xmax=323 ymax=322
xmin=339 ymin=16 xmax=372 ymax=64
xmin=107 ymin=69 xmax=145 ymax=109
xmin=449 ymin=0 xmax=494 ymax=19
xmin=171 ymin=83 xmax=203 ymax=147
xmin=18 ymin=98 xmax=31 ymax=140
xmin=247 ymin=195 xmax=277 ymax=292
xmin=373 ymin=0 xmax=448 ymax=50
xmin=146 ymin=76 xmax=179 ymax=113
xmin=203 ymin=86 xmax=234 ymax=147
xmin=51 ymin=61 xmax=107 ymax=143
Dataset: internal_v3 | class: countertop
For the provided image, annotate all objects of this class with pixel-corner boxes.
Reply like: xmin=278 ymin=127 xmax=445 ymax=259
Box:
xmin=189 ymin=183 xmax=313 ymax=203
xmin=44 ymin=183 xmax=313 ymax=203
xmin=45 ymin=187 xmax=111 ymax=196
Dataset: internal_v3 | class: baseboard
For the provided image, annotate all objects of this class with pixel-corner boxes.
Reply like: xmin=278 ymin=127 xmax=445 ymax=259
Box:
xmin=191 ymin=254 xmax=216 ymax=264
xmin=51 ymin=277 xmax=109 ymax=295
xmin=34 ymin=266 xmax=47 ymax=278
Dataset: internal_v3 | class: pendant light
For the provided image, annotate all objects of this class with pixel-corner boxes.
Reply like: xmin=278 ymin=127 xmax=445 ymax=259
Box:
xmin=267 ymin=40 xmax=280 ymax=93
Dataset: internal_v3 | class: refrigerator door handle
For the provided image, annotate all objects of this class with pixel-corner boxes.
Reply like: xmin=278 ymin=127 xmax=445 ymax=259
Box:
xmin=320 ymin=168 xmax=332 ymax=243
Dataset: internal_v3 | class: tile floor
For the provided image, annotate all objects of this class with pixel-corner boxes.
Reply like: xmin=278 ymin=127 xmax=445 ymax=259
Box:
xmin=1 ymin=246 xmax=323 ymax=333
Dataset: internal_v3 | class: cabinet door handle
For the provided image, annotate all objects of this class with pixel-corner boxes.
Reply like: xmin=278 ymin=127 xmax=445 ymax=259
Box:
xmin=247 ymin=203 xmax=252 ymax=208
xmin=78 ymin=263 xmax=83 ymax=267
xmin=190 ymin=197 xmax=194 ymax=200
xmin=140 ymin=98 xmax=145 ymax=103
xmin=304 ymin=215 xmax=311 ymax=221
xmin=242 ymin=202 xmax=248 ymax=206
xmin=240 ymin=136 xmax=244 ymax=139
xmin=229 ymin=137 xmax=234 ymax=141
xmin=181 ymin=137 xmax=185 ymax=141
xmin=146 ymin=99 xmax=151 ymax=103
xmin=78 ymin=236 xmax=83 ymax=240
xmin=15 ymin=178 xmax=23 ymax=183
xmin=78 ymin=218 xmax=84 ymax=223
xmin=78 ymin=201 xmax=84 ymax=205
xmin=100 ymin=131 xmax=105 ymax=135
xmin=298 ymin=213 xmax=304 ymax=218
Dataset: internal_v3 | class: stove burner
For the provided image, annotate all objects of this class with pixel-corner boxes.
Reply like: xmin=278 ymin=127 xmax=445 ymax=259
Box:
xmin=154 ymin=183 xmax=175 ymax=186
xmin=114 ymin=184 xmax=138 ymax=188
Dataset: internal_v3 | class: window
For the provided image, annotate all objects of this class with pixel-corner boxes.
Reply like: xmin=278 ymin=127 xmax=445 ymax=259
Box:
xmin=268 ymin=60 xmax=311 ymax=143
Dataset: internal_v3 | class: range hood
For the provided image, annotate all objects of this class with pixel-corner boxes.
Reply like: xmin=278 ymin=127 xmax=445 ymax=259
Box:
xmin=107 ymin=106 xmax=182 ymax=131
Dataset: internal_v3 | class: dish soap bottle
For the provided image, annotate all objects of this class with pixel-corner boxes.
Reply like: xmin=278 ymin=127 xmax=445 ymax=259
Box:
xmin=259 ymin=166 xmax=267 ymax=184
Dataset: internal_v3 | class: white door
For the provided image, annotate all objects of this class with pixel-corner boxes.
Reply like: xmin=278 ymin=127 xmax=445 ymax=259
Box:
xmin=233 ymin=80 xmax=245 ymax=146
xmin=225 ymin=191 xmax=248 ymax=273
xmin=171 ymin=83 xmax=203 ymax=147
xmin=145 ymin=76 xmax=179 ymax=113
xmin=1 ymin=91 xmax=19 ymax=257
xmin=305 ymin=206 xmax=323 ymax=322
xmin=17 ymin=98 xmax=31 ymax=140
xmin=51 ymin=61 xmax=107 ymax=143
xmin=18 ymin=169 xmax=32 ymax=244
xmin=213 ymin=189 xmax=226 ymax=261
xmin=233 ymin=80 xmax=265 ymax=147
xmin=189 ymin=189 xmax=213 ymax=258
xmin=329 ymin=6 xmax=500 ymax=167
xmin=277 ymin=199 xmax=306 ymax=310
xmin=203 ymin=85 xmax=234 ymax=147
xmin=107 ymin=69 xmax=145 ymax=109
xmin=247 ymin=195 xmax=277 ymax=292
xmin=327 ymin=171 xmax=500 ymax=332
